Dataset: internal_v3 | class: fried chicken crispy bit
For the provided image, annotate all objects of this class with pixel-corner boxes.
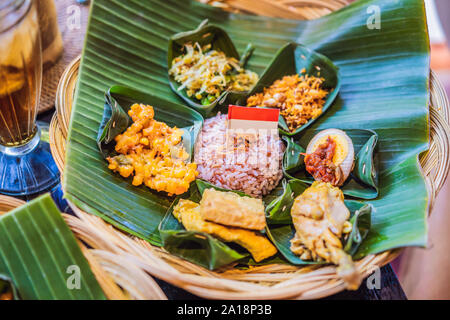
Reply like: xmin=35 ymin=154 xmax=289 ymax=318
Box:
xmin=173 ymin=199 xmax=277 ymax=262
xmin=290 ymin=181 xmax=361 ymax=289
xmin=106 ymin=103 xmax=198 ymax=196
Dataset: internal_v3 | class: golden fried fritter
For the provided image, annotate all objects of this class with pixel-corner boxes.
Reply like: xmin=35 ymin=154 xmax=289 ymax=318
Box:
xmin=290 ymin=182 xmax=360 ymax=289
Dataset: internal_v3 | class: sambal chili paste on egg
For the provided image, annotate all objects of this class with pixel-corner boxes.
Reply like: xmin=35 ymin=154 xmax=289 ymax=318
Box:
xmin=303 ymin=136 xmax=342 ymax=185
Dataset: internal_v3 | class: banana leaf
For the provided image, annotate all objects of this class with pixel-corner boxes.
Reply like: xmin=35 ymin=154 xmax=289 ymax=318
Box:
xmin=160 ymin=179 xmax=303 ymax=270
xmin=267 ymin=180 xmax=373 ymax=264
xmin=159 ymin=180 xmax=250 ymax=270
xmin=0 ymin=194 xmax=105 ymax=300
xmin=64 ymin=0 xmax=429 ymax=259
xmin=237 ymin=42 xmax=340 ymax=136
xmin=168 ymin=20 xmax=256 ymax=116
xmin=283 ymin=129 xmax=379 ymax=199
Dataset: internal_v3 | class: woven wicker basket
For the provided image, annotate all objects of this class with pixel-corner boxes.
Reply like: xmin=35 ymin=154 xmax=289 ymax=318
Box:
xmin=46 ymin=0 xmax=450 ymax=299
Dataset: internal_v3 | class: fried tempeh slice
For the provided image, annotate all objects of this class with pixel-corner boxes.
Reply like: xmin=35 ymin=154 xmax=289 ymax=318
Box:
xmin=173 ymin=199 xmax=277 ymax=262
xmin=199 ymin=188 xmax=266 ymax=230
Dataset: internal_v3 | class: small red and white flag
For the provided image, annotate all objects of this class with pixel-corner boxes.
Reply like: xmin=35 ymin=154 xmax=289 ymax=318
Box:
xmin=227 ymin=105 xmax=280 ymax=131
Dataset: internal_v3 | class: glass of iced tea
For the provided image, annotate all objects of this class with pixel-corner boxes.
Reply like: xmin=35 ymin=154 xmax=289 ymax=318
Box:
xmin=0 ymin=0 xmax=59 ymax=196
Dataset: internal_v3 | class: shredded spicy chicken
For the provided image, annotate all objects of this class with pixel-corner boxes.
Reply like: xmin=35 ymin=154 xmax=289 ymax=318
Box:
xmin=107 ymin=104 xmax=198 ymax=196
xmin=303 ymin=136 xmax=342 ymax=186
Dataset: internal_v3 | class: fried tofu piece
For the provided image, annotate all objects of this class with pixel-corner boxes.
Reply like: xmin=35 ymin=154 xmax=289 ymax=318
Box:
xmin=290 ymin=182 xmax=361 ymax=289
xmin=199 ymin=188 xmax=266 ymax=230
xmin=173 ymin=199 xmax=277 ymax=262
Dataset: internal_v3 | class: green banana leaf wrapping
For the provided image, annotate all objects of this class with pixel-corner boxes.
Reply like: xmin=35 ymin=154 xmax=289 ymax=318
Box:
xmin=283 ymin=129 xmax=379 ymax=199
xmin=265 ymin=179 xmax=309 ymax=225
xmin=168 ymin=20 xmax=256 ymax=116
xmin=238 ymin=42 xmax=340 ymax=136
xmin=344 ymin=203 xmax=372 ymax=256
xmin=0 ymin=194 xmax=105 ymax=300
xmin=98 ymin=85 xmax=203 ymax=160
xmin=160 ymin=180 xmax=292 ymax=270
xmin=0 ymin=275 xmax=19 ymax=300
xmin=64 ymin=0 xmax=429 ymax=267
